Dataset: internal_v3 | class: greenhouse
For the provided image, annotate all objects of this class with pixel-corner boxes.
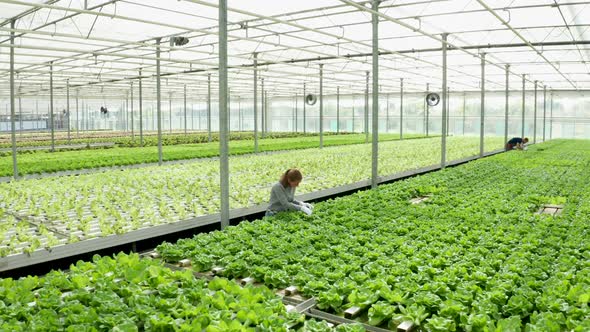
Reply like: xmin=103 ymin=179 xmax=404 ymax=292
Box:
xmin=0 ymin=0 xmax=589 ymax=331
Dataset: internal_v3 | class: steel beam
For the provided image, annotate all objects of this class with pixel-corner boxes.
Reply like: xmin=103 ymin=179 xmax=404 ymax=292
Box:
xmin=521 ymin=75 xmax=525 ymax=138
xmin=365 ymin=71 xmax=369 ymax=143
xmin=371 ymin=0 xmax=379 ymax=189
xmin=139 ymin=68 xmax=143 ymax=146
xmin=504 ymin=65 xmax=509 ymax=145
xmin=441 ymin=33 xmax=448 ymax=168
xmin=319 ymin=64 xmax=324 ymax=148
xmin=400 ymin=78 xmax=404 ymax=140
xmin=156 ymin=38 xmax=163 ymax=165
xmin=207 ymin=73 xmax=212 ymax=142
xmin=543 ymin=85 xmax=546 ymax=141
xmin=253 ymin=53 xmax=258 ymax=152
xmin=480 ymin=53 xmax=485 ymax=157
xmin=533 ymin=81 xmax=537 ymax=143
xmin=10 ymin=19 xmax=17 ymax=178
xmin=50 ymin=62 xmax=55 ymax=152
xmin=219 ymin=0 xmax=229 ymax=229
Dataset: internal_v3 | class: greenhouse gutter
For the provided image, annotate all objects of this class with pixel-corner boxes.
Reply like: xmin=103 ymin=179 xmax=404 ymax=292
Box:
xmin=0 ymin=148 xmax=504 ymax=274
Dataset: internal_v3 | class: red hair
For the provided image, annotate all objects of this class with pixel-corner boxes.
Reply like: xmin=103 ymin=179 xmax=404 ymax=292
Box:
xmin=280 ymin=169 xmax=302 ymax=187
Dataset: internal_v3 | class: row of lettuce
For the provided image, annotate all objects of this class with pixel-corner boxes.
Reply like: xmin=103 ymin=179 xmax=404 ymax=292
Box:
xmin=0 ymin=131 xmax=324 ymax=149
xmin=0 ymin=253 xmax=365 ymax=331
xmin=0 ymin=133 xmax=414 ymax=176
xmin=156 ymin=140 xmax=590 ymax=331
xmin=0 ymin=137 xmax=503 ymax=257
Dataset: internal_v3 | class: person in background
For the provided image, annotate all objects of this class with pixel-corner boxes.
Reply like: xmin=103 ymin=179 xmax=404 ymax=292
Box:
xmin=505 ymin=137 xmax=529 ymax=151
xmin=266 ymin=168 xmax=313 ymax=217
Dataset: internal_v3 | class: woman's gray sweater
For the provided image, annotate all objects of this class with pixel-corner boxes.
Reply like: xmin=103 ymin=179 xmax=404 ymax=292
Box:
xmin=267 ymin=182 xmax=303 ymax=213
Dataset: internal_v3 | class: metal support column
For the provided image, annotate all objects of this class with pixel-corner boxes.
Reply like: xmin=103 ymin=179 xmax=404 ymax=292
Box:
xmin=184 ymin=84 xmax=187 ymax=135
xmin=253 ymin=53 xmax=259 ymax=152
xmin=67 ymin=79 xmax=70 ymax=143
xmin=441 ymin=33 xmax=448 ymax=168
xmin=447 ymin=87 xmax=450 ymax=135
xmin=386 ymin=93 xmax=389 ymax=133
xmin=18 ymin=92 xmax=22 ymax=137
xmin=504 ymin=65 xmax=509 ymax=146
xmin=365 ymin=71 xmax=369 ymax=143
xmin=480 ymin=53 xmax=485 ymax=157
xmin=207 ymin=73 xmax=212 ymax=142
xmin=156 ymin=38 xmax=163 ymax=165
xmin=219 ymin=0 xmax=230 ymax=229
xmin=371 ymin=0 xmax=379 ymax=189
xmin=426 ymin=83 xmax=430 ymax=136
xmin=139 ymin=69 xmax=143 ymax=145
xmin=169 ymin=93 xmax=173 ymax=133
xmin=76 ymin=90 xmax=79 ymax=138
xmin=261 ymin=78 xmax=265 ymax=138
xmin=462 ymin=93 xmax=466 ymax=135
xmin=400 ymin=78 xmax=404 ymax=140
xmin=521 ymin=75 xmax=525 ymax=138
xmin=533 ymin=81 xmax=537 ymax=143
xmin=303 ymin=82 xmax=306 ymax=134
xmin=543 ymin=85 xmax=546 ymax=141
xmin=50 ymin=62 xmax=55 ymax=152
xmin=10 ymin=19 xmax=18 ymax=177
xmin=336 ymin=86 xmax=340 ymax=134
xmin=295 ymin=93 xmax=298 ymax=133
xmin=130 ymin=82 xmax=134 ymax=139
xmin=550 ymin=91 xmax=553 ymax=139
xmin=319 ymin=64 xmax=324 ymax=148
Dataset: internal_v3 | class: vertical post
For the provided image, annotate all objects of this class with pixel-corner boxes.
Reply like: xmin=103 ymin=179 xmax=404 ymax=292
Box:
xmin=426 ymin=83 xmax=430 ymax=136
xmin=219 ymin=0 xmax=230 ymax=229
xmin=533 ymin=80 xmax=538 ymax=143
xmin=364 ymin=71 xmax=369 ymax=143
xmin=549 ymin=91 xmax=553 ymax=139
xmin=67 ymin=79 xmax=70 ymax=143
xmin=441 ymin=33 xmax=448 ymax=168
xmin=447 ymin=87 xmax=450 ymax=135
xmin=207 ymin=73 xmax=212 ymax=142
xmin=462 ymin=93 xmax=466 ymax=135
xmin=156 ymin=38 xmax=163 ymax=165
xmin=336 ymin=86 xmax=340 ymax=134
xmin=76 ymin=90 xmax=79 ymax=138
xmin=253 ymin=53 xmax=258 ymax=152
xmin=125 ymin=95 xmax=128 ymax=133
xmin=386 ymin=93 xmax=389 ymax=133
xmin=261 ymin=78 xmax=265 ymax=138
xmin=18 ymin=92 xmax=22 ymax=137
xmin=50 ymin=62 xmax=55 ymax=152
xmin=521 ymin=75 xmax=525 ymax=138
xmin=400 ymin=78 xmax=404 ymax=140
xmin=319 ymin=64 xmax=324 ymax=148
xmin=184 ymin=84 xmax=187 ymax=135
xmin=295 ymin=93 xmax=298 ymax=133
xmin=130 ymin=81 xmax=134 ymax=139
xmin=265 ymin=91 xmax=269 ymax=134
xmin=169 ymin=92 xmax=172 ymax=133
xmin=543 ymin=85 xmax=547 ymax=141
xmin=303 ymin=82 xmax=307 ymax=134
xmin=371 ymin=0 xmax=379 ymax=189
xmin=352 ymin=94 xmax=355 ymax=132
xmin=139 ymin=68 xmax=143 ymax=145
xmin=238 ymin=97 xmax=242 ymax=132
xmin=10 ymin=19 xmax=18 ymax=177
xmin=504 ymin=65 xmax=509 ymax=146
xmin=480 ymin=53 xmax=485 ymax=157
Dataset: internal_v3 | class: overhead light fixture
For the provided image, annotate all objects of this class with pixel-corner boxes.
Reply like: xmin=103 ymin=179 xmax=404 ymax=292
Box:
xmin=170 ymin=36 xmax=190 ymax=47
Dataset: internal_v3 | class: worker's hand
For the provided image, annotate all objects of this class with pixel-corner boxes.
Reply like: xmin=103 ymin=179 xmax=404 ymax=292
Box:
xmin=303 ymin=202 xmax=314 ymax=210
xmin=300 ymin=206 xmax=312 ymax=216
